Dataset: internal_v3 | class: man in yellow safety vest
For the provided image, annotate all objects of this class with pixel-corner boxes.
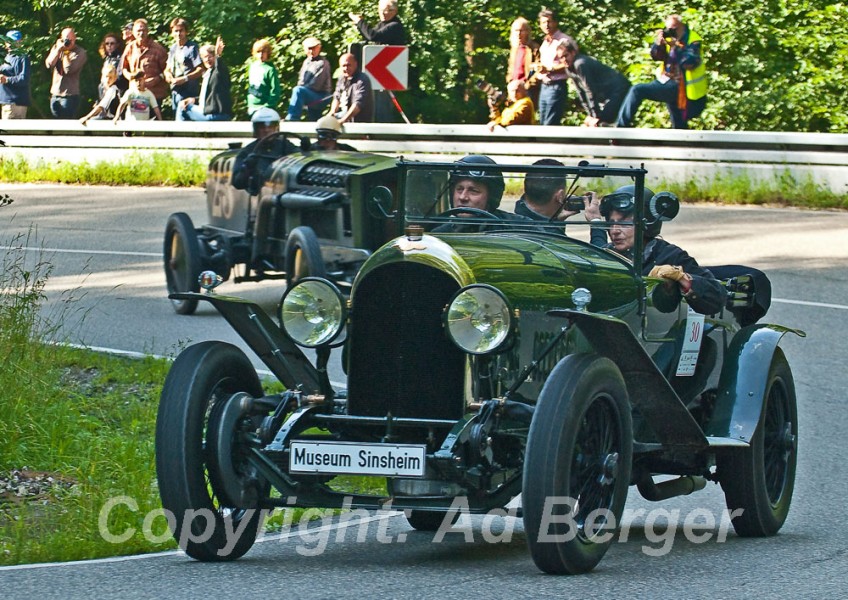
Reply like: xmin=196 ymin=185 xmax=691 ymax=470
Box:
xmin=616 ymin=14 xmax=707 ymax=129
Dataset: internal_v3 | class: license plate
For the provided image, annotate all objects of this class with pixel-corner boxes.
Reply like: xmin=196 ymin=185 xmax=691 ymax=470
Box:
xmin=289 ymin=441 xmax=426 ymax=477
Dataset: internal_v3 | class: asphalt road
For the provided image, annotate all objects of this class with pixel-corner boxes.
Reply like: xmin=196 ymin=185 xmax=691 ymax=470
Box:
xmin=1 ymin=184 xmax=847 ymax=598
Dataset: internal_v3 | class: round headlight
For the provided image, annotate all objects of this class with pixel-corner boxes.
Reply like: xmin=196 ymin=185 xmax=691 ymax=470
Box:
xmin=279 ymin=278 xmax=346 ymax=347
xmin=445 ymin=285 xmax=512 ymax=354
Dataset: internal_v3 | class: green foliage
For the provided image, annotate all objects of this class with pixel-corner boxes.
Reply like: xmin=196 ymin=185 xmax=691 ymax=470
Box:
xmin=1 ymin=0 xmax=847 ymax=127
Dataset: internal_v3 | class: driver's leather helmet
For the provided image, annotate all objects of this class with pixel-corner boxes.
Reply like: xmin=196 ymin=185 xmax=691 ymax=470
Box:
xmin=449 ymin=155 xmax=505 ymax=211
xmin=316 ymin=115 xmax=343 ymax=140
xmin=251 ymin=107 xmax=281 ymax=137
xmin=600 ymin=184 xmax=662 ymax=239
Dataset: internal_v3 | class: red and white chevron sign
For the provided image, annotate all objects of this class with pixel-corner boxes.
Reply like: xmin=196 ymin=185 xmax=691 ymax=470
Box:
xmin=362 ymin=45 xmax=408 ymax=91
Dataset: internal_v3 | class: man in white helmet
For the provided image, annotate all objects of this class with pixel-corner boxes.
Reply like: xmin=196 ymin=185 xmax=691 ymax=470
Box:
xmin=233 ymin=106 xmax=297 ymax=192
xmin=313 ymin=115 xmax=356 ymax=151
xmin=251 ymin=106 xmax=280 ymax=139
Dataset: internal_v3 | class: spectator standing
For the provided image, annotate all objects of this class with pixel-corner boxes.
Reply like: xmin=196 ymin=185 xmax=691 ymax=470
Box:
xmin=329 ymin=52 xmax=373 ymax=124
xmin=349 ymin=0 xmax=407 ymax=123
xmin=181 ymin=40 xmax=231 ymax=122
xmin=44 ymin=26 xmax=87 ymax=119
xmin=562 ymin=39 xmax=631 ymax=127
xmin=79 ymin=63 xmax=121 ymax=124
xmin=122 ymin=22 xmax=134 ymax=44
xmin=284 ymin=37 xmax=332 ymax=122
xmin=114 ymin=71 xmax=162 ymax=122
xmin=507 ymin=18 xmax=539 ymax=105
xmin=246 ymin=39 xmax=281 ymax=116
xmin=97 ymin=32 xmax=126 ymax=95
xmin=0 ymin=30 xmax=31 ymax=119
xmin=535 ymin=8 xmax=573 ymax=126
xmin=122 ymin=19 xmax=168 ymax=106
xmin=487 ymin=80 xmax=536 ymax=131
xmin=349 ymin=0 xmax=407 ymax=46
xmin=164 ymin=18 xmax=203 ymax=122
xmin=616 ymin=14 xmax=707 ymax=129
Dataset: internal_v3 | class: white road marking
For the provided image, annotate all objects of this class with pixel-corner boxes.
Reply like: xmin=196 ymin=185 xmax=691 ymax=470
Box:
xmin=772 ymin=298 xmax=848 ymax=311
xmin=16 ymin=246 xmax=160 ymax=258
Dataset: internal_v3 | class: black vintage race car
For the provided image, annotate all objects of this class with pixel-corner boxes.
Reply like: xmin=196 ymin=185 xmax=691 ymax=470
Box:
xmin=163 ymin=133 xmax=399 ymax=314
xmin=155 ymin=158 xmax=803 ymax=574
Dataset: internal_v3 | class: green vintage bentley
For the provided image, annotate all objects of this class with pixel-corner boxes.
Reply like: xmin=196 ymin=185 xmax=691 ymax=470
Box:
xmin=155 ymin=158 xmax=802 ymax=574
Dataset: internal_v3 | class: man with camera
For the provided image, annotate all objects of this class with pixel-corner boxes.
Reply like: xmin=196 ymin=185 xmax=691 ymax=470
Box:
xmin=44 ymin=27 xmax=87 ymax=119
xmin=514 ymin=158 xmax=608 ymax=244
xmin=616 ymin=14 xmax=707 ymax=129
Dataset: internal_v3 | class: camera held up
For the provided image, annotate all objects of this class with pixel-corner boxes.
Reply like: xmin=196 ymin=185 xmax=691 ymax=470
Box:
xmin=475 ymin=78 xmax=504 ymax=105
xmin=662 ymin=27 xmax=678 ymax=39
xmin=62 ymin=38 xmax=71 ymax=47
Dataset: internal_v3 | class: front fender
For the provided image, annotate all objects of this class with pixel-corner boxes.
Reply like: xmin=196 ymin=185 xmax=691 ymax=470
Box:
xmin=169 ymin=292 xmax=322 ymax=394
xmin=705 ymin=324 xmax=805 ymax=442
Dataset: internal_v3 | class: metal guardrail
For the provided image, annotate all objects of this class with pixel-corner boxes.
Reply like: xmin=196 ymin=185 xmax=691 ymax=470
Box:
xmin=2 ymin=120 xmax=847 ymax=193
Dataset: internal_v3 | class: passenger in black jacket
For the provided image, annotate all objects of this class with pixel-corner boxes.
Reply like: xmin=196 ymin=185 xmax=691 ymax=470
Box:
xmin=181 ymin=40 xmax=232 ymax=121
xmin=597 ymin=184 xmax=725 ymax=315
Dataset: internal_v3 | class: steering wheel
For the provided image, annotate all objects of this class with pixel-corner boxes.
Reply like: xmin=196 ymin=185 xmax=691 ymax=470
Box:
xmin=438 ymin=207 xmax=500 ymax=219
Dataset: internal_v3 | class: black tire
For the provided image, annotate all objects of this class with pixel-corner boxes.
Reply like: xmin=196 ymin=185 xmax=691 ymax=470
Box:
xmin=523 ymin=354 xmax=633 ymax=575
xmin=718 ymin=348 xmax=797 ymax=537
xmin=155 ymin=341 xmax=266 ymax=561
xmin=164 ymin=212 xmax=202 ymax=315
xmin=405 ymin=510 xmax=453 ymax=532
xmin=284 ymin=226 xmax=327 ymax=289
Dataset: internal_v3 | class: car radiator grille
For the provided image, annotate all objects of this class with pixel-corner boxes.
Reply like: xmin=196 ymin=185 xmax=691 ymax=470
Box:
xmin=347 ymin=262 xmax=465 ymax=421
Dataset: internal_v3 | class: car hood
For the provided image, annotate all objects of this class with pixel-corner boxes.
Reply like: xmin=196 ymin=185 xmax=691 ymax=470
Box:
xmin=353 ymin=231 xmax=639 ymax=314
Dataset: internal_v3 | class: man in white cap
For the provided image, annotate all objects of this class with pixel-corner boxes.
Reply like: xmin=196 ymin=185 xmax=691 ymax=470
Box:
xmin=314 ymin=115 xmax=356 ymax=151
xmin=284 ymin=36 xmax=332 ymax=121
xmin=0 ymin=30 xmax=31 ymax=119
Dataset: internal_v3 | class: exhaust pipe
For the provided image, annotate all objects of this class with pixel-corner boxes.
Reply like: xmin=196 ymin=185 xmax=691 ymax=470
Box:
xmin=637 ymin=473 xmax=707 ymax=502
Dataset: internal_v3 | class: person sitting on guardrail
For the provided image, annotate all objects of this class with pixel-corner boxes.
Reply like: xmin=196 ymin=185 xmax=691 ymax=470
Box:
xmin=113 ymin=71 xmax=162 ymax=122
xmin=615 ymin=14 xmax=707 ymax=129
xmin=329 ymin=53 xmax=373 ymax=124
xmin=80 ymin=63 xmax=121 ymax=124
xmin=180 ymin=39 xmax=231 ymax=122
xmin=247 ymin=38 xmax=281 ymax=116
xmin=314 ymin=115 xmax=356 ymax=151
xmin=97 ymin=32 xmax=126 ymax=95
xmin=0 ymin=30 xmax=31 ymax=120
xmin=598 ymin=185 xmax=724 ymax=315
xmin=487 ymin=80 xmax=536 ymax=131
xmin=562 ymin=39 xmax=631 ymax=127
xmin=44 ymin=26 xmax=87 ymax=119
xmin=284 ymin=37 xmax=332 ymax=122
xmin=515 ymin=158 xmax=607 ymax=244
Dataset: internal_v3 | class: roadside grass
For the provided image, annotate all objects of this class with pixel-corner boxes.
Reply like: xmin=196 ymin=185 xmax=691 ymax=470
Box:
xmin=0 ymin=152 xmax=206 ymax=187
xmin=0 ymin=222 xmax=383 ymax=566
xmin=502 ymin=169 xmax=846 ymax=210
